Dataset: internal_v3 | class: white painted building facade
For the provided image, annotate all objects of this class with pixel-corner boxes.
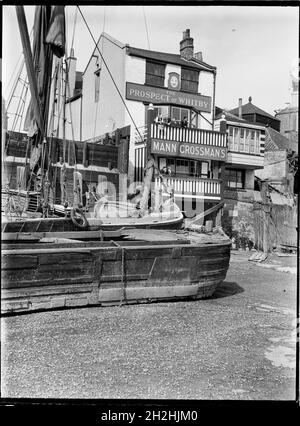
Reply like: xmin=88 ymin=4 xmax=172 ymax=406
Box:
xmin=63 ymin=29 xmax=230 ymax=217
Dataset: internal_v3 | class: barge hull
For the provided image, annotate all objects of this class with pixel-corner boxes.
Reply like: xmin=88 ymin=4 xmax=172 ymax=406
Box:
xmin=1 ymin=240 xmax=231 ymax=314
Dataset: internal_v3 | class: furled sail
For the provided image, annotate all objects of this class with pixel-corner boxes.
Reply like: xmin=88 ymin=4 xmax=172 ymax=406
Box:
xmin=46 ymin=6 xmax=66 ymax=58
xmin=24 ymin=5 xmax=65 ymax=138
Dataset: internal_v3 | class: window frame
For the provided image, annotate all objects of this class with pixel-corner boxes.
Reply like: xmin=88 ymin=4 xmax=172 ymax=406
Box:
xmin=145 ymin=60 xmax=166 ymax=88
xmin=181 ymin=67 xmax=199 ymax=93
xmin=225 ymin=168 xmax=245 ymax=189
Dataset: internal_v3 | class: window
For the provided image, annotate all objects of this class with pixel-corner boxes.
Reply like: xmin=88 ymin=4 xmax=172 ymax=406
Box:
xmin=245 ymin=130 xmax=250 ymax=153
xmin=250 ymin=131 xmax=255 ymax=153
xmin=146 ymin=61 xmax=165 ymax=87
xmin=181 ymin=68 xmax=199 ymax=93
xmin=225 ymin=168 xmax=245 ymax=189
xmin=171 ymin=107 xmax=190 ymax=124
xmin=239 ymin=129 xmax=245 ymax=151
xmin=255 ymin=131 xmax=260 ymax=154
xmin=176 ymin=159 xmax=190 ymax=175
xmin=200 ymin=162 xmax=209 ymax=178
xmin=233 ymin=127 xmax=239 ymax=151
xmin=228 ymin=126 xmax=234 ymax=150
xmin=166 ymin=158 xmax=175 ymax=174
xmin=152 ymin=106 xmax=169 ymax=121
xmin=160 ymin=157 xmax=210 ymax=178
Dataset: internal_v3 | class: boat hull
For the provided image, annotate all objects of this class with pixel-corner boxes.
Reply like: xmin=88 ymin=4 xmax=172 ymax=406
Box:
xmin=1 ymin=239 xmax=231 ymax=314
xmin=1 ymin=214 xmax=184 ymax=234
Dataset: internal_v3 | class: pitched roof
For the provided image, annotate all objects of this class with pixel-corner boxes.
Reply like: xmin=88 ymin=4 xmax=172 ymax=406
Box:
xmin=229 ymin=100 xmax=280 ymax=121
xmin=127 ymin=46 xmax=216 ymax=72
xmin=275 ymin=105 xmax=298 ymax=115
xmin=215 ymin=109 xmax=248 ymax=124
xmin=265 ymin=126 xmax=298 ymax=152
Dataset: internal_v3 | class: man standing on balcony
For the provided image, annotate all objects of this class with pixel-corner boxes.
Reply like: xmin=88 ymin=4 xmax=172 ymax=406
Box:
xmin=181 ymin=116 xmax=188 ymax=128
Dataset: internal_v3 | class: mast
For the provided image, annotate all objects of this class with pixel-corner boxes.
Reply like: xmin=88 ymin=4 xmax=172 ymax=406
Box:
xmin=15 ymin=6 xmax=45 ymax=135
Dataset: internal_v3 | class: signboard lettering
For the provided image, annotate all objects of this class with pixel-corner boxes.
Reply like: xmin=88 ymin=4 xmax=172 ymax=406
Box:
xmin=151 ymin=139 xmax=227 ymax=161
xmin=126 ymin=82 xmax=212 ymax=113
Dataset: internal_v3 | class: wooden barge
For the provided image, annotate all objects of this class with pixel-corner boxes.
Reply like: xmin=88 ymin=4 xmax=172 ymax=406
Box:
xmin=1 ymin=231 xmax=231 ymax=314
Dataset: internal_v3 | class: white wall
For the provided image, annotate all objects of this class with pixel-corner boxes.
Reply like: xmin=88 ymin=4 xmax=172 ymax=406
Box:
xmin=125 ymin=55 xmax=145 ymax=86
xmin=164 ymin=64 xmax=181 ymax=86
xmin=81 ymin=35 xmax=126 ymax=141
xmin=198 ymin=70 xmax=214 ymax=130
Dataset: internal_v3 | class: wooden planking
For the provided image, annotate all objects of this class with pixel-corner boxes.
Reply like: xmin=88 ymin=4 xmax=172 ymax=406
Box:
xmin=2 ymin=254 xmax=38 ymax=270
xmin=5 ymin=131 xmax=119 ymax=168
xmin=2 ymin=273 xmax=95 ymax=289
xmin=1 ymin=238 xmax=231 ymax=314
xmin=98 ymin=284 xmax=200 ymax=303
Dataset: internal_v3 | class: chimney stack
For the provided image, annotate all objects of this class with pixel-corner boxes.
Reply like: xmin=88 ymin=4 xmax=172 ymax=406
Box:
xmin=180 ymin=29 xmax=194 ymax=60
xmin=194 ymin=51 xmax=203 ymax=62
xmin=238 ymin=98 xmax=242 ymax=118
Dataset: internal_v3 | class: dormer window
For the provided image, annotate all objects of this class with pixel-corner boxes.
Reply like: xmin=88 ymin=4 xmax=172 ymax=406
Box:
xmin=145 ymin=60 xmax=165 ymax=87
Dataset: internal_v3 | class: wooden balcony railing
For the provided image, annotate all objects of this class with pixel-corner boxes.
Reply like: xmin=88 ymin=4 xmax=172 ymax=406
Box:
xmin=155 ymin=176 xmax=221 ymax=198
xmin=151 ymin=123 xmax=227 ymax=148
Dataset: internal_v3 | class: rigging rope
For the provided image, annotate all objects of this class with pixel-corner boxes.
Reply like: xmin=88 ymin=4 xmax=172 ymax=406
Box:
xmin=77 ymin=6 xmax=144 ymax=143
xmin=143 ymin=7 xmax=150 ymax=50
xmin=70 ymin=6 xmax=78 ymax=54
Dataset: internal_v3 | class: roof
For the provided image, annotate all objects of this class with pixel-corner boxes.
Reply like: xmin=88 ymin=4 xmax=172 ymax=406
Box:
xmin=275 ymin=105 xmax=298 ymax=115
xmin=265 ymin=126 xmax=298 ymax=153
xmin=215 ymin=109 xmax=248 ymax=124
xmin=229 ymin=100 xmax=280 ymax=121
xmin=83 ymin=32 xmax=126 ymax=75
xmin=127 ymin=46 xmax=216 ymax=72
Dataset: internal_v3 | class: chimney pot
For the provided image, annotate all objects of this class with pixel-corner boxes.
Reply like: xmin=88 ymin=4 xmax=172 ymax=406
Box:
xmin=238 ymin=98 xmax=242 ymax=118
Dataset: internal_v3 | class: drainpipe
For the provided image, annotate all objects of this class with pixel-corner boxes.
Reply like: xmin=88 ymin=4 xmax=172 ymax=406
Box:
xmin=212 ymin=70 xmax=216 ymax=131
xmin=80 ymin=94 xmax=83 ymax=142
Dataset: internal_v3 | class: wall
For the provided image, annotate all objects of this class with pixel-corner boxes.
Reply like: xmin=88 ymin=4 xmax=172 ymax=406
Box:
xmin=222 ymin=190 xmax=255 ymax=248
xmin=255 ymin=150 xmax=287 ymax=185
xmin=81 ymin=34 xmax=126 ymax=141
xmin=198 ymin=71 xmax=214 ymax=130
xmin=124 ymin=55 xmax=147 ymax=181
xmin=64 ymin=97 xmax=82 ymax=141
xmin=275 ymin=108 xmax=298 ymax=144
xmin=253 ymin=199 xmax=297 ymax=250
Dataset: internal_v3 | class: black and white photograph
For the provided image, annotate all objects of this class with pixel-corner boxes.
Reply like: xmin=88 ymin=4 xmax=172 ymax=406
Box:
xmin=1 ymin=1 xmax=298 ymax=414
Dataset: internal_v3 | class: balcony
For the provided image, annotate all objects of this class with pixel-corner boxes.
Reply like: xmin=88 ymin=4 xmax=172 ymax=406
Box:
xmin=154 ymin=176 xmax=221 ymax=200
xmin=150 ymin=123 xmax=227 ymax=147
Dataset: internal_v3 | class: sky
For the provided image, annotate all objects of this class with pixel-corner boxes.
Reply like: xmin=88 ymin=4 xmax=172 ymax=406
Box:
xmin=2 ymin=5 xmax=299 ymax=117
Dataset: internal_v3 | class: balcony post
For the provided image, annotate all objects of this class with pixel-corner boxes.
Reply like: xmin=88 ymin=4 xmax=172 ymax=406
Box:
xmin=146 ymin=103 xmax=155 ymax=160
xmin=220 ymin=114 xmax=227 ymax=134
xmin=139 ymin=103 xmax=156 ymax=212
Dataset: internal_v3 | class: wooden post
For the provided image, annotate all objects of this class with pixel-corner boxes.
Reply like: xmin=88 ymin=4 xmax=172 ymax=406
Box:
xmin=261 ymin=181 xmax=271 ymax=253
xmin=139 ymin=104 xmax=156 ymax=212
xmin=217 ymin=114 xmax=227 ymax=228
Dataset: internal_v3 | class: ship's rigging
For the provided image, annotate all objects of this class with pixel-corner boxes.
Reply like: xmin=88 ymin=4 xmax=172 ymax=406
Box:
xmin=3 ymin=5 xmax=176 ymax=222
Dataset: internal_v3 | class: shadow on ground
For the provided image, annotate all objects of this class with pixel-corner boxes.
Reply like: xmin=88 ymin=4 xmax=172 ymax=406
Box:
xmin=211 ymin=281 xmax=244 ymax=299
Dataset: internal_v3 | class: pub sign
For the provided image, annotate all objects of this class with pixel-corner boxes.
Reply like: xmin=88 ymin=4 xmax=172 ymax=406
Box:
xmin=126 ymin=82 xmax=212 ymax=113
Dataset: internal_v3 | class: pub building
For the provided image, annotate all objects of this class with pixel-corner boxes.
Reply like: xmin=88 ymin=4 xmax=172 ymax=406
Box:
xmin=63 ymin=29 xmax=228 ymax=220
